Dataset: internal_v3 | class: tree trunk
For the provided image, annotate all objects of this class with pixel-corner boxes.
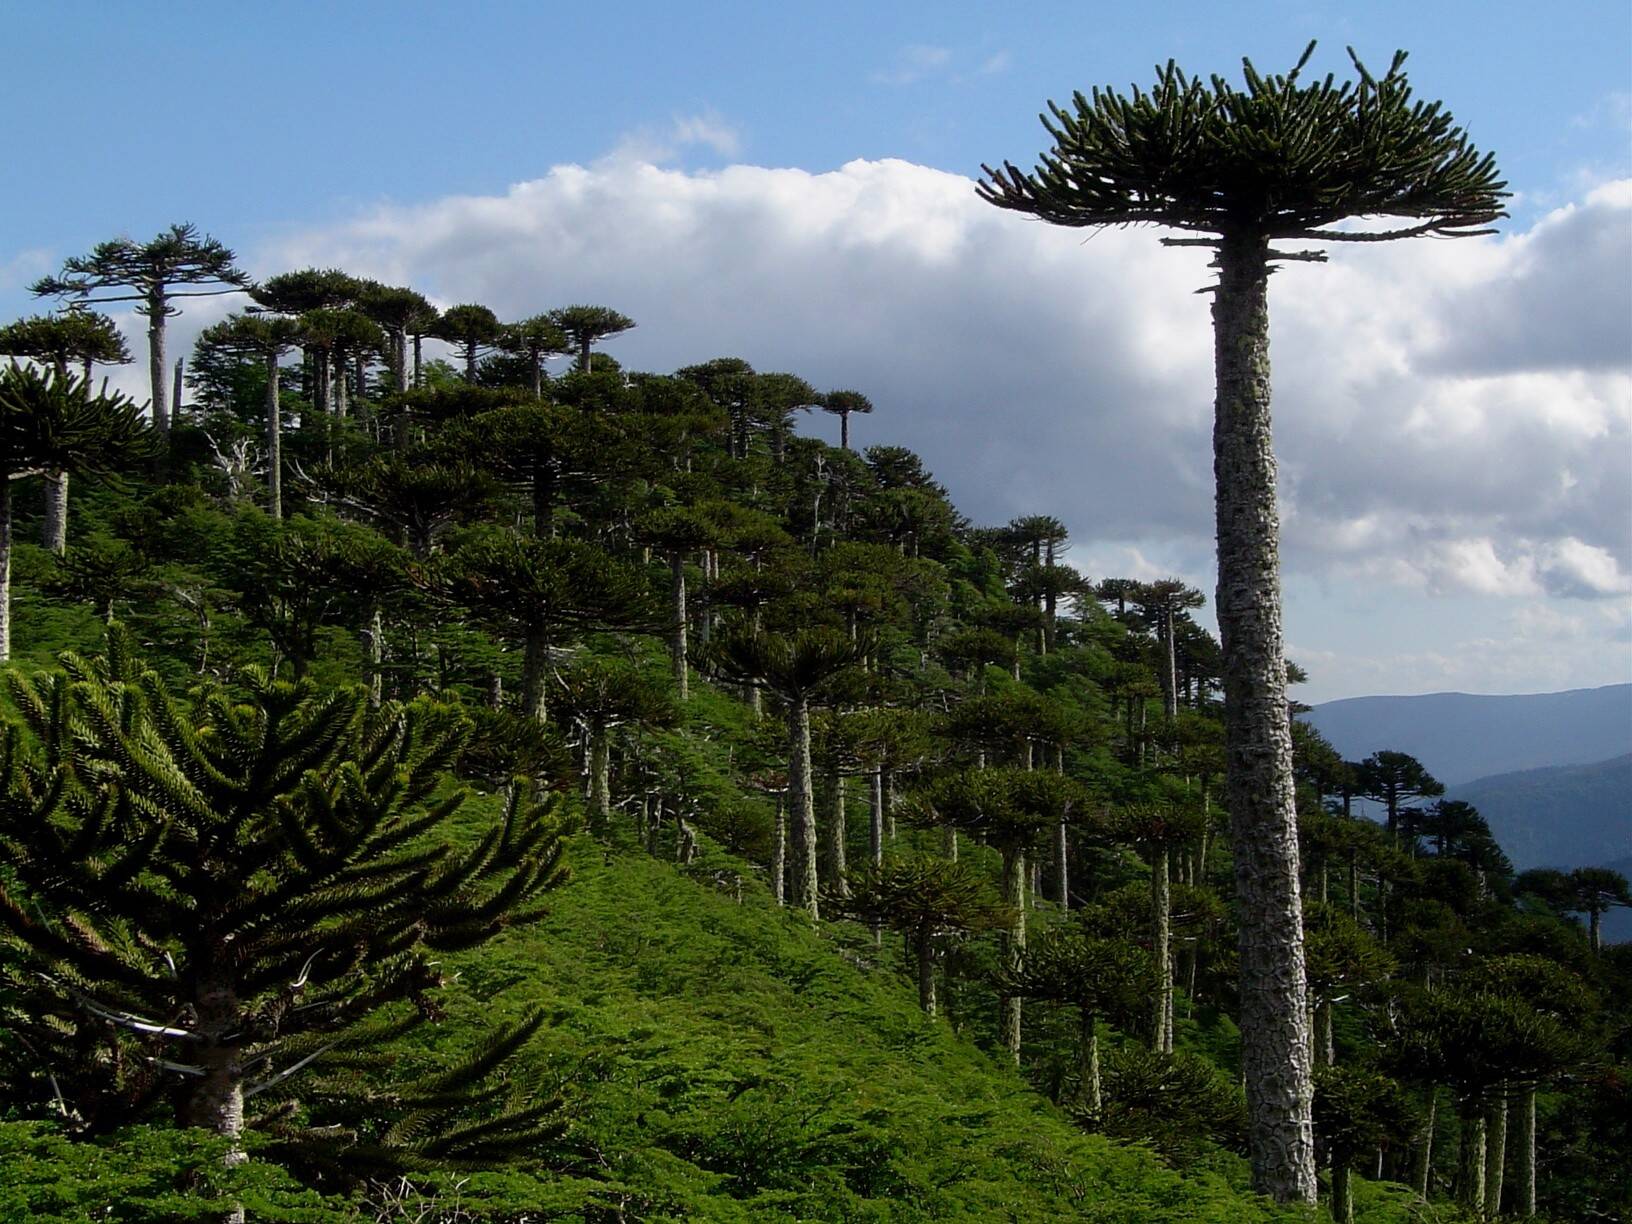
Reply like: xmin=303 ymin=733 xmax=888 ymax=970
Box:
xmin=840 ymin=410 xmax=850 ymax=451
xmin=1514 ymin=1086 xmax=1535 ymax=1218
xmin=1055 ymin=817 xmax=1069 ymax=907
xmin=333 ymin=352 xmax=348 ymax=418
xmin=943 ymin=825 xmax=958 ymax=861
xmin=41 ymin=470 xmax=68 ymax=553
xmin=869 ymin=768 xmax=884 ymax=867
xmin=1331 ymin=1162 xmax=1353 ymax=1224
xmin=0 ymin=478 xmax=11 ymax=661
xmin=1458 ymin=1108 xmax=1486 ymax=1216
xmin=589 ymin=727 xmax=611 ymax=833
xmin=1152 ymin=843 xmax=1172 ymax=1053
xmin=670 ymin=552 xmax=688 ymax=701
xmin=787 ymin=698 xmax=818 ymax=917
xmin=1080 ymin=1007 xmax=1101 ymax=1112
xmin=265 ymin=351 xmax=283 ymax=519
xmin=578 ymin=338 xmax=591 ymax=373
xmin=366 ymin=607 xmax=384 ymax=709
xmin=1000 ymin=847 xmax=1026 ymax=1063
xmin=916 ymin=931 xmax=936 ymax=1016
xmin=824 ymin=767 xmax=850 ymax=897
xmin=1590 ymin=908 xmax=1602 ymax=954
xmin=1414 ymin=1086 xmax=1437 ymax=1199
xmin=1485 ymin=1091 xmax=1507 ymax=1217
xmin=522 ymin=625 xmax=549 ymax=722
xmin=772 ymin=796 xmax=786 ymax=906
xmin=1212 ymin=233 xmax=1316 ymax=1204
xmin=412 ymin=333 xmax=423 ymax=388
xmin=182 ymin=973 xmax=249 ymax=1223
xmin=1315 ymin=1000 xmax=1334 ymax=1067
xmin=148 ymin=302 xmax=169 ymax=435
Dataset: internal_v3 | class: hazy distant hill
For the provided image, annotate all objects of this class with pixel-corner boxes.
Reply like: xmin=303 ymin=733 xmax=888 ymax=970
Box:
xmin=1302 ymin=684 xmax=1632 ymax=786
xmin=1446 ymin=754 xmax=1632 ymax=871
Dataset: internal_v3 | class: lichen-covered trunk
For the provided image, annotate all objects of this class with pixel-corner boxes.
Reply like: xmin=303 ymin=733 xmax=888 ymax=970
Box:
xmin=1080 ymin=1008 xmax=1101 ymax=1113
xmin=147 ymin=300 xmax=170 ymax=435
xmin=265 ymin=352 xmax=283 ymax=519
xmin=412 ymin=333 xmax=424 ymax=388
xmin=772 ymin=796 xmax=787 ymax=906
xmin=0 ymin=479 xmax=11 ymax=661
xmin=41 ymin=470 xmax=68 ymax=553
xmin=823 ymin=766 xmax=850 ymax=897
xmin=1485 ymin=1091 xmax=1507 ymax=1217
xmin=1458 ymin=1108 xmax=1486 ymax=1215
xmin=522 ymin=625 xmax=549 ymax=722
xmin=1054 ymin=817 xmax=1069 ymax=907
xmin=1213 ymin=233 xmax=1316 ymax=1204
xmin=1152 ymin=843 xmax=1173 ymax=1053
xmin=365 ymin=607 xmax=384 ymax=709
xmin=1514 ymin=1086 xmax=1536 ymax=1218
xmin=1413 ymin=1087 xmax=1437 ymax=1198
xmin=182 ymin=971 xmax=249 ymax=1223
xmin=869 ymin=768 xmax=885 ymax=868
xmin=1000 ymin=847 xmax=1026 ymax=1063
xmin=670 ymin=553 xmax=688 ymax=701
xmin=1331 ymin=1161 xmax=1354 ymax=1224
xmin=916 ymin=929 xmax=936 ymax=1016
xmin=589 ymin=727 xmax=611 ymax=833
xmin=787 ymin=698 xmax=818 ymax=917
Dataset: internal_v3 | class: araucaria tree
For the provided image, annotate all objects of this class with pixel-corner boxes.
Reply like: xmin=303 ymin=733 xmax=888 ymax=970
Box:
xmin=0 ymin=365 xmax=150 ymax=659
xmin=0 ymin=637 xmax=570 ymax=1163
xmin=979 ymin=44 xmax=1504 ymax=1203
xmin=33 ymin=223 xmax=252 ymax=435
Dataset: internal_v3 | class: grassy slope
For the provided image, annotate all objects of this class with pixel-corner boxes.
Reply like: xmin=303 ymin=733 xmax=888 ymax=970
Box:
xmin=401 ymin=811 xmax=1427 ymax=1223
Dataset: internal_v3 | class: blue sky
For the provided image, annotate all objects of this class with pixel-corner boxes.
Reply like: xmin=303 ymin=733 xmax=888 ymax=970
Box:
xmin=2 ymin=2 xmax=1629 ymax=702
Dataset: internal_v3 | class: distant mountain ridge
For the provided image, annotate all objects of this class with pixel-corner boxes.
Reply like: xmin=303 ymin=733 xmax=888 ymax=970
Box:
xmin=1446 ymin=754 xmax=1632 ymax=872
xmin=1301 ymin=684 xmax=1632 ymax=787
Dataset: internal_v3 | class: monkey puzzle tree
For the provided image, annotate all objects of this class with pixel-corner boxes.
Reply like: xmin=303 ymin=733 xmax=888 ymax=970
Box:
xmin=33 ymin=224 xmax=252 ymax=436
xmin=435 ymin=304 xmax=503 ymax=382
xmin=821 ymin=388 xmax=873 ymax=453
xmin=356 ymin=282 xmax=435 ymax=396
xmin=1567 ymin=866 xmax=1632 ymax=954
xmin=551 ymin=304 xmax=635 ymax=373
xmin=498 ymin=314 xmax=571 ymax=399
xmin=1313 ymin=1067 xmax=1411 ymax=1224
xmin=555 ymin=655 xmax=677 ymax=833
xmin=0 ymin=636 xmax=569 ymax=1171
xmin=996 ymin=929 xmax=1152 ymax=1110
xmin=1356 ymin=749 xmax=1445 ymax=836
xmin=701 ymin=626 xmax=869 ymax=919
xmin=635 ymin=505 xmax=719 ymax=702
xmin=0 ymin=365 xmax=151 ymax=659
xmin=195 ymin=314 xmax=303 ymax=518
xmin=0 ymin=311 xmax=134 ymax=552
xmin=840 ymin=857 xmax=1011 ymax=1016
xmin=979 ymin=43 xmax=1504 ymax=1203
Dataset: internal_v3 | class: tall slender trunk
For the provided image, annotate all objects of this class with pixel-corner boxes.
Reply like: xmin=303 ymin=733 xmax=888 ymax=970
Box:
xmin=1458 ymin=1108 xmax=1486 ymax=1216
xmin=1485 ymin=1091 xmax=1507 ymax=1217
xmin=772 ymin=796 xmax=787 ymax=906
xmin=0 ymin=478 xmax=12 ymax=661
xmin=1414 ymin=1086 xmax=1438 ymax=1198
xmin=172 ymin=357 xmax=185 ymax=425
xmin=1213 ymin=232 xmax=1316 ymax=1204
xmin=787 ymin=698 xmax=818 ymax=917
xmin=1152 ymin=844 xmax=1172 ymax=1053
xmin=670 ymin=553 xmax=688 ymax=700
xmin=824 ymin=767 xmax=850 ymax=897
xmin=412 ymin=334 xmax=423 ymax=388
xmin=522 ymin=625 xmax=549 ymax=722
xmin=916 ymin=930 xmax=936 ymax=1016
xmin=840 ymin=411 xmax=850 ymax=451
xmin=366 ymin=608 xmax=384 ymax=709
xmin=265 ymin=351 xmax=283 ymax=519
xmin=1514 ymin=1086 xmax=1536 ymax=1218
xmin=869 ymin=768 xmax=884 ymax=867
xmin=1000 ymin=847 xmax=1026 ymax=1063
xmin=394 ymin=330 xmax=409 ymax=393
xmin=1054 ymin=818 xmax=1069 ymax=908
xmin=42 ymin=470 xmax=68 ymax=553
xmin=578 ymin=338 xmax=591 ymax=373
xmin=589 ymin=727 xmax=611 ymax=833
xmin=148 ymin=300 xmax=169 ymax=435
xmin=943 ymin=825 xmax=958 ymax=861
xmin=1080 ymin=1008 xmax=1102 ymax=1112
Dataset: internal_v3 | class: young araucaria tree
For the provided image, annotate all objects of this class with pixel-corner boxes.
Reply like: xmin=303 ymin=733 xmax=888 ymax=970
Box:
xmin=32 ymin=223 xmax=252 ymax=436
xmin=979 ymin=43 xmax=1504 ymax=1203
xmin=0 ymin=634 xmax=570 ymax=1171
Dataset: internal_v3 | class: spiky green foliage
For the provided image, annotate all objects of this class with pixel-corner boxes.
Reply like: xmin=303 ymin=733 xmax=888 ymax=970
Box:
xmin=0 ymin=632 xmax=570 ymax=1175
xmin=33 ymin=224 xmax=252 ymax=316
xmin=978 ymin=42 xmax=1505 ymax=243
xmin=550 ymin=305 xmax=635 ymax=373
xmin=0 ymin=312 xmax=132 ymax=374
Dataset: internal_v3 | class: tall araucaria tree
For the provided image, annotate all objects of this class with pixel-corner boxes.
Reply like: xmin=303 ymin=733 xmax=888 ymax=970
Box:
xmin=550 ymin=304 xmax=635 ymax=373
xmin=979 ymin=42 xmax=1504 ymax=1203
xmin=0 ymin=365 xmax=151 ymax=659
xmin=0 ymin=311 xmax=133 ymax=552
xmin=195 ymin=314 xmax=302 ymax=518
xmin=499 ymin=314 xmax=571 ymax=399
xmin=435 ymin=303 xmax=503 ymax=381
xmin=33 ymin=223 xmax=252 ymax=436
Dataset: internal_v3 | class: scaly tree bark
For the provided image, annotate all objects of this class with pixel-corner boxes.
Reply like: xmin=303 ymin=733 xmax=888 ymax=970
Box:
xmin=980 ymin=42 xmax=1503 ymax=1203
